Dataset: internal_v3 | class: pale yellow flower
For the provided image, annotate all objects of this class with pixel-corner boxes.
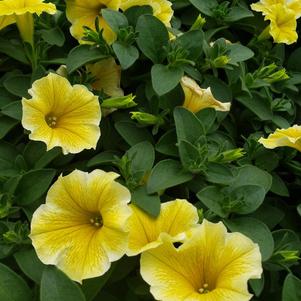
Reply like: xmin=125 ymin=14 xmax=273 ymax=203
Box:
xmin=65 ymin=0 xmax=120 ymax=44
xmin=259 ymin=125 xmax=301 ymax=152
xmin=87 ymin=58 xmax=123 ymax=97
xmin=127 ymin=199 xmax=199 ymax=256
xmin=0 ymin=0 xmax=56 ymax=44
xmin=141 ymin=219 xmax=262 ymax=301
xmin=251 ymin=0 xmax=301 ymax=18
xmin=120 ymin=0 xmax=173 ymax=27
xmin=251 ymin=1 xmax=300 ymax=44
xmin=30 ymin=169 xmax=131 ymax=283
xmin=180 ymin=76 xmax=231 ymax=113
xmin=22 ymin=73 xmax=101 ymax=155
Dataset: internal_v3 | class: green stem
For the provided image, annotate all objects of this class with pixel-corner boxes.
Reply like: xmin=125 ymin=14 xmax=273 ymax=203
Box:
xmin=257 ymin=25 xmax=271 ymax=41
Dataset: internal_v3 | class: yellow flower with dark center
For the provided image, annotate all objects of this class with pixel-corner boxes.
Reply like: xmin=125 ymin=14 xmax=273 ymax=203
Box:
xmin=251 ymin=0 xmax=301 ymax=44
xmin=22 ymin=73 xmax=101 ymax=155
xmin=65 ymin=0 xmax=120 ymax=44
xmin=180 ymin=76 xmax=231 ymax=113
xmin=127 ymin=199 xmax=199 ymax=256
xmin=87 ymin=57 xmax=123 ymax=97
xmin=120 ymin=0 xmax=173 ymax=27
xmin=259 ymin=125 xmax=301 ymax=152
xmin=0 ymin=0 xmax=56 ymax=45
xmin=141 ymin=220 xmax=262 ymax=301
xmin=30 ymin=169 xmax=131 ymax=283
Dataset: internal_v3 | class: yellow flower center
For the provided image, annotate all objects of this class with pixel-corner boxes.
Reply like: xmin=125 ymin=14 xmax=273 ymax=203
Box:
xmin=198 ymin=283 xmax=210 ymax=294
xmin=45 ymin=114 xmax=58 ymax=128
xmin=90 ymin=215 xmax=103 ymax=227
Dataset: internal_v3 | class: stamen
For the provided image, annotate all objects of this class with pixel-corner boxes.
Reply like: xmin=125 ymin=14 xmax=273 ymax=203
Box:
xmin=45 ymin=115 xmax=58 ymax=128
xmin=90 ymin=215 xmax=103 ymax=227
xmin=198 ymin=283 xmax=210 ymax=294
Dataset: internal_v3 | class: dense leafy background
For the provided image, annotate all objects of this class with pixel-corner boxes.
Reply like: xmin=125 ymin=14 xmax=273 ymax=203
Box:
xmin=0 ymin=0 xmax=300 ymax=300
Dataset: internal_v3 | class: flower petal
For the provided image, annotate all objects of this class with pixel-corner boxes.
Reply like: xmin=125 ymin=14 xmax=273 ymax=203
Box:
xmin=127 ymin=199 xmax=199 ymax=256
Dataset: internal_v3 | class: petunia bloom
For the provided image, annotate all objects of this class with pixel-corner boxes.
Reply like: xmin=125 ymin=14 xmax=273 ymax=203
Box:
xmin=22 ymin=73 xmax=101 ymax=155
xmin=87 ymin=57 xmax=123 ymax=97
xmin=180 ymin=76 xmax=231 ymax=113
xmin=0 ymin=0 xmax=56 ymax=45
xmin=251 ymin=0 xmax=301 ymax=44
xmin=258 ymin=125 xmax=301 ymax=152
xmin=30 ymin=169 xmax=131 ymax=282
xmin=127 ymin=199 xmax=199 ymax=256
xmin=65 ymin=0 xmax=120 ymax=44
xmin=141 ymin=219 xmax=262 ymax=301
xmin=120 ymin=0 xmax=173 ymax=27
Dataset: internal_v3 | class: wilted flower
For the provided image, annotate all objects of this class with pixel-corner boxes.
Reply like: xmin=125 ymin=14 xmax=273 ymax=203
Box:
xmin=141 ymin=219 xmax=262 ymax=301
xmin=65 ymin=0 xmax=120 ymax=44
xmin=120 ymin=0 xmax=173 ymax=27
xmin=87 ymin=58 xmax=123 ymax=97
xmin=180 ymin=76 xmax=231 ymax=113
xmin=251 ymin=0 xmax=301 ymax=44
xmin=30 ymin=169 xmax=131 ymax=282
xmin=0 ymin=0 xmax=56 ymax=45
xmin=259 ymin=125 xmax=301 ymax=152
xmin=22 ymin=73 xmax=101 ymax=154
xmin=127 ymin=199 xmax=199 ymax=256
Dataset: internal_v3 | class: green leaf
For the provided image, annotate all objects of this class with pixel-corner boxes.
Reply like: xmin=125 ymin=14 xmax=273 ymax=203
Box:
xmin=236 ymin=94 xmax=273 ymax=121
xmin=228 ymin=44 xmax=254 ymax=64
xmin=195 ymin=108 xmax=216 ymax=133
xmin=88 ymin=151 xmax=120 ymax=168
xmin=132 ymin=185 xmax=161 ymax=217
xmin=189 ymin=0 xmax=218 ymax=16
xmin=40 ymin=266 xmax=86 ymax=301
xmin=250 ymin=277 xmax=265 ymax=297
xmin=102 ymin=9 xmax=128 ymax=33
xmin=3 ymin=75 xmax=31 ymax=97
xmin=203 ymin=75 xmax=232 ymax=102
xmin=66 ymin=45 xmax=108 ymax=73
xmin=282 ymin=274 xmax=301 ymax=301
xmin=0 ymin=263 xmax=32 ymax=301
xmin=136 ymin=15 xmax=169 ymax=63
xmin=14 ymin=248 xmax=45 ymax=283
xmin=174 ymin=107 xmax=205 ymax=144
xmin=287 ymin=47 xmax=301 ymax=72
xmin=224 ymin=6 xmax=253 ymax=22
xmin=156 ymin=129 xmax=178 ymax=157
xmin=0 ymin=116 xmax=19 ymax=139
xmin=115 ymin=121 xmax=154 ymax=146
xmin=112 ymin=42 xmax=139 ymax=69
xmin=15 ymin=169 xmax=56 ymax=205
xmin=225 ymin=217 xmax=274 ymax=261
xmin=124 ymin=5 xmax=153 ymax=26
xmin=40 ymin=27 xmax=65 ymax=46
xmin=204 ymin=163 xmax=234 ymax=184
xmin=0 ymin=38 xmax=28 ymax=64
xmin=0 ymin=141 xmax=19 ymax=177
xmin=270 ymin=172 xmax=289 ymax=197
xmin=82 ymin=267 xmax=115 ymax=301
xmin=232 ymin=165 xmax=272 ymax=192
xmin=151 ymin=64 xmax=183 ymax=96
xmin=1 ymin=101 xmax=22 ymax=120
xmin=147 ymin=159 xmax=193 ymax=193
xmin=174 ymin=30 xmax=204 ymax=60
xmin=126 ymin=141 xmax=155 ymax=178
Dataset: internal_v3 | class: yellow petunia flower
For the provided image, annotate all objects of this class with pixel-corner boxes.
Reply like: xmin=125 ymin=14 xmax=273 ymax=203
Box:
xmin=22 ymin=73 xmax=101 ymax=155
xmin=180 ymin=76 xmax=231 ymax=113
xmin=127 ymin=199 xmax=199 ymax=256
xmin=259 ymin=125 xmax=301 ymax=152
xmin=0 ymin=0 xmax=56 ymax=45
xmin=141 ymin=219 xmax=262 ymax=301
xmin=87 ymin=57 xmax=124 ymax=97
xmin=30 ymin=169 xmax=131 ymax=283
xmin=251 ymin=0 xmax=301 ymax=18
xmin=120 ymin=0 xmax=173 ymax=27
xmin=251 ymin=1 xmax=301 ymax=44
xmin=65 ymin=0 xmax=120 ymax=44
